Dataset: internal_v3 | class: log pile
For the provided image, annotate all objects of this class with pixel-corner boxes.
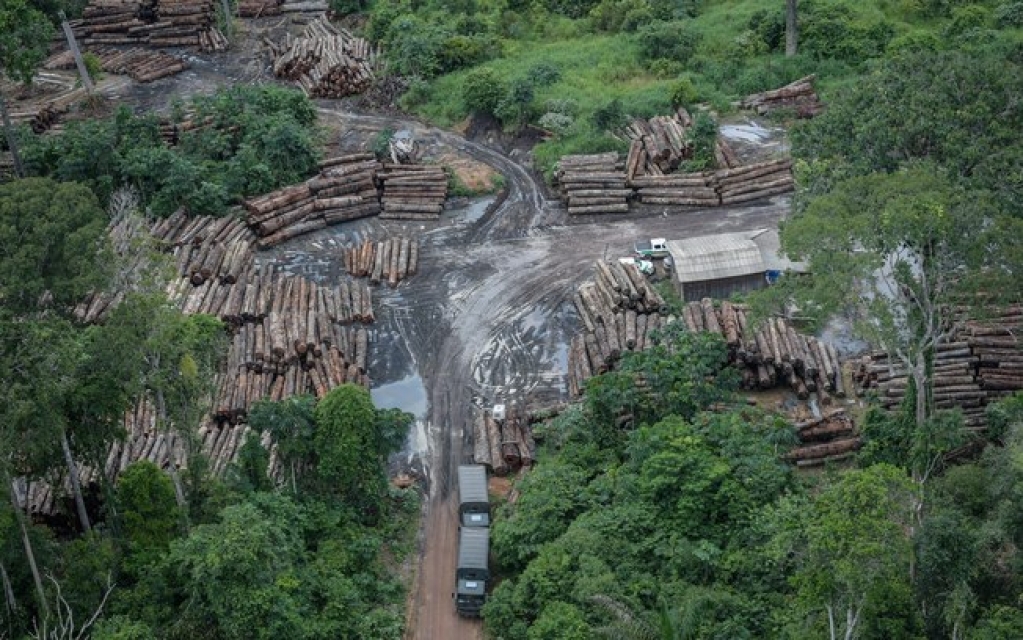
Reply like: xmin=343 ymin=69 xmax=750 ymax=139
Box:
xmin=3 ymin=73 xmax=87 ymax=134
xmin=68 ymin=0 xmax=227 ymax=51
xmin=566 ymin=260 xmax=673 ymax=396
xmin=555 ymin=153 xmax=630 ymax=215
xmin=341 ymin=236 xmax=420 ymax=287
xmin=472 ymin=406 xmax=536 ymax=476
xmin=680 ymin=299 xmax=843 ymax=400
xmin=238 ymin=0 xmax=283 ymax=16
xmin=623 ymin=107 xmax=694 ymax=175
xmin=853 ymin=307 xmax=1022 ymax=433
xmin=244 ymin=153 xmax=382 ymax=248
xmin=377 ymin=164 xmax=448 ymax=220
xmin=44 ymin=45 xmax=189 ymax=82
xmin=785 ymin=410 xmax=860 ymax=466
xmin=741 ymin=75 xmax=824 ymax=118
xmin=269 ymin=17 xmax=376 ymax=98
xmin=631 ymin=158 xmax=794 ymax=207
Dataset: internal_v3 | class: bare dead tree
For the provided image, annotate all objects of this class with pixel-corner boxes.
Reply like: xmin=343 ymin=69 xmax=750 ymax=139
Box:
xmin=30 ymin=574 xmax=114 ymax=640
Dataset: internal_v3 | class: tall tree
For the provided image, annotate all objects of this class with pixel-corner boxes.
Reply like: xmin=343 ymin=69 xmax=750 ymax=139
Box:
xmin=785 ymin=0 xmax=798 ymax=55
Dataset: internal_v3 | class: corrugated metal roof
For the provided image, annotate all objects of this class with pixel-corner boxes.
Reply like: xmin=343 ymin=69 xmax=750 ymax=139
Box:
xmin=749 ymin=229 xmax=808 ymax=273
xmin=667 ymin=232 xmax=766 ymax=283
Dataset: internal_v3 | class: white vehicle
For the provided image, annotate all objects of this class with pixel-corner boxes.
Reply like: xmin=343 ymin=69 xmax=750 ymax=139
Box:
xmin=634 ymin=237 xmax=669 ymax=259
xmin=619 ymin=256 xmax=655 ymax=275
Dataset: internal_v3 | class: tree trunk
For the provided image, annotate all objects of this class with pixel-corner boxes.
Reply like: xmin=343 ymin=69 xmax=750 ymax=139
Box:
xmin=60 ymin=428 xmax=92 ymax=533
xmin=7 ymin=477 xmax=49 ymax=618
xmin=0 ymin=90 xmax=24 ymax=177
xmin=1 ymin=560 xmax=16 ymax=614
xmin=785 ymin=0 xmax=798 ymax=57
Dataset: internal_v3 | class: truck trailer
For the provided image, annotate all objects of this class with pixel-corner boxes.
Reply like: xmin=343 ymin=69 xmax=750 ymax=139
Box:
xmin=457 ymin=464 xmax=490 ymax=527
xmin=455 ymin=527 xmax=490 ymax=617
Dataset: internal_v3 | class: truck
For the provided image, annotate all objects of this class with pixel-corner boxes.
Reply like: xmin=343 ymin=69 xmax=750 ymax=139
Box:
xmin=634 ymin=237 xmax=669 ymax=259
xmin=455 ymin=527 xmax=490 ymax=617
xmin=457 ymin=465 xmax=490 ymax=528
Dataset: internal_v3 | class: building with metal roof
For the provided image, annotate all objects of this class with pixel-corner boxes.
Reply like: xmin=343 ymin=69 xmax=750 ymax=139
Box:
xmin=666 ymin=229 xmax=806 ymax=301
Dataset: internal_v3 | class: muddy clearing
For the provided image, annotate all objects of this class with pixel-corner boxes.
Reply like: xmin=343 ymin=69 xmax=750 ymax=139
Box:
xmin=35 ymin=36 xmax=791 ymax=639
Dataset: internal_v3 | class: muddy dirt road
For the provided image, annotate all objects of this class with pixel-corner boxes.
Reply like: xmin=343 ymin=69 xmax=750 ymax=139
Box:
xmin=104 ymin=48 xmax=789 ymax=638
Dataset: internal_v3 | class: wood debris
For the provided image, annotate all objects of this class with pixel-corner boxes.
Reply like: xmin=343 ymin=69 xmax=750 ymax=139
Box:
xmin=741 ymin=75 xmax=824 ymax=118
xmin=269 ymin=16 xmax=376 ymax=98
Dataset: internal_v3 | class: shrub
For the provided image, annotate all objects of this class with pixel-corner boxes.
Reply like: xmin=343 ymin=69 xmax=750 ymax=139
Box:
xmin=647 ymin=58 xmax=686 ymax=77
xmin=495 ymin=77 xmax=537 ymax=128
xmin=683 ymin=112 xmax=718 ymax=171
xmin=636 ymin=20 xmax=703 ymax=66
xmin=887 ymin=30 xmax=942 ymax=54
xmin=526 ymin=62 xmax=562 ymax=87
xmin=748 ymin=8 xmax=786 ymax=52
xmin=462 ymin=68 xmax=507 ymax=116
xmin=994 ymin=1 xmax=1023 ymax=26
xmin=591 ymin=98 xmax=627 ymax=132
xmin=439 ymin=34 xmax=501 ymax=72
xmin=537 ymin=112 xmax=575 ymax=136
xmin=800 ymin=0 xmax=895 ymax=62
xmin=543 ymin=98 xmax=579 ymax=116
xmin=670 ymin=76 xmax=699 ymax=108
xmin=945 ymin=5 xmax=991 ymax=36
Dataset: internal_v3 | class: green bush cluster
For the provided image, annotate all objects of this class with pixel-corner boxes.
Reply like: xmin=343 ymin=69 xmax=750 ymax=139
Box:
xmin=636 ymin=20 xmax=703 ymax=66
xmin=995 ymin=1 xmax=1023 ymax=26
xmin=799 ymin=0 xmax=896 ymax=62
xmin=20 ymin=86 xmax=320 ymax=217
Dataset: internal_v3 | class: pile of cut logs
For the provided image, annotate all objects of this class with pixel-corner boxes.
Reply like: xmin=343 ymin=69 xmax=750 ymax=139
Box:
xmin=68 ymin=0 xmax=227 ymax=51
xmin=44 ymin=45 xmax=188 ymax=82
xmin=785 ymin=410 xmax=860 ymax=467
xmin=853 ymin=307 xmax=1022 ymax=433
xmin=566 ymin=260 xmax=672 ymax=396
xmin=472 ymin=406 xmax=537 ymax=476
xmin=341 ymin=236 xmax=420 ymax=287
xmin=238 ymin=0 xmax=282 ymax=16
xmin=555 ymin=153 xmax=630 ymax=215
xmin=377 ymin=164 xmax=448 ymax=220
xmin=3 ymin=74 xmax=87 ymax=134
xmin=244 ymin=154 xmax=382 ymax=248
xmin=269 ymin=17 xmax=376 ymax=98
xmin=679 ymin=299 xmax=845 ymax=402
xmin=623 ymin=108 xmax=693 ymax=174
xmin=631 ymin=158 xmax=794 ymax=207
xmin=741 ymin=75 xmax=824 ymax=118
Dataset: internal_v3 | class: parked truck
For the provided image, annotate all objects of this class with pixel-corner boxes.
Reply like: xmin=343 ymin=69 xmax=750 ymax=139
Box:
xmin=634 ymin=237 xmax=669 ymax=258
xmin=455 ymin=527 xmax=490 ymax=617
xmin=457 ymin=464 xmax=490 ymax=527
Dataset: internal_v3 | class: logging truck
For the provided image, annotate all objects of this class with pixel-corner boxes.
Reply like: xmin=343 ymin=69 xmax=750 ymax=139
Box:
xmin=635 ymin=237 xmax=669 ymax=258
xmin=457 ymin=465 xmax=490 ymax=527
xmin=454 ymin=527 xmax=490 ymax=617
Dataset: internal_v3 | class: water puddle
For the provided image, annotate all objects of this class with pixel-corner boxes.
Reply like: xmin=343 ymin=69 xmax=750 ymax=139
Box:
xmin=447 ymin=196 xmax=496 ymax=224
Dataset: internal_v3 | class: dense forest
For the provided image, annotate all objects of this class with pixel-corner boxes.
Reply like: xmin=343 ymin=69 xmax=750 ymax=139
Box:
xmin=2 ymin=0 xmax=1023 ymax=638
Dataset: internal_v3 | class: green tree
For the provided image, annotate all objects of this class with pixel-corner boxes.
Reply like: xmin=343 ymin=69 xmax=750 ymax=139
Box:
xmin=0 ymin=178 xmax=109 ymax=314
xmin=247 ymin=395 xmax=317 ymax=494
xmin=116 ymin=461 xmax=182 ymax=575
xmin=771 ymin=464 xmax=915 ymax=640
xmin=0 ymin=0 xmax=54 ymax=83
xmin=462 ymin=67 xmax=507 ymax=116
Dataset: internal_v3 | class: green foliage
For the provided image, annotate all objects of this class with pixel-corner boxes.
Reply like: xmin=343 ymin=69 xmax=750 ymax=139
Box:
xmin=116 ymin=461 xmax=183 ymax=574
xmin=994 ymin=1 xmax=1023 ymax=26
xmin=92 ymin=616 xmax=158 ymax=640
xmin=462 ymin=67 xmax=507 ymax=115
xmin=799 ymin=0 xmax=896 ymax=62
xmin=0 ymin=0 xmax=55 ymax=83
xmin=526 ymin=61 xmax=563 ymax=86
xmin=636 ymin=20 xmax=703 ymax=66
xmin=82 ymin=51 xmax=103 ymax=82
xmin=681 ymin=112 xmax=717 ymax=171
xmin=20 ymin=86 xmax=320 ymax=217
xmin=496 ymin=77 xmax=537 ymax=128
xmin=590 ymin=98 xmax=627 ymax=132
xmin=0 ymin=177 xmax=110 ymax=314
xmin=371 ymin=127 xmax=395 ymax=158
xmin=669 ymin=76 xmax=699 ymax=108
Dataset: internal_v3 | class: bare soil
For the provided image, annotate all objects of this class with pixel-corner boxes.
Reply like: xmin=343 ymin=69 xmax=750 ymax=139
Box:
xmin=20 ymin=28 xmax=794 ymax=639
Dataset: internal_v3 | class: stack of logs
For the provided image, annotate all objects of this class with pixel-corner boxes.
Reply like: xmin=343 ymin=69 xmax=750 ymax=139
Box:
xmin=555 ymin=153 xmax=630 ymax=215
xmin=473 ymin=406 xmax=537 ymax=476
xmin=853 ymin=307 xmax=1022 ymax=433
xmin=785 ymin=410 xmax=860 ymax=467
xmin=632 ymin=158 xmax=794 ymax=207
xmin=341 ymin=236 xmax=420 ymax=287
xmin=69 ymin=0 xmax=227 ymax=51
xmin=269 ymin=17 xmax=376 ymax=98
xmin=238 ymin=0 xmax=282 ymax=16
xmin=741 ymin=75 xmax=824 ymax=118
xmin=566 ymin=260 xmax=671 ymax=396
xmin=2 ymin=73 xmax=87 ymax=135
xmin=679 ymin=299 xmax=845 ymax=402
xmin=44 ymin=45 xmax=188 ymax=82
xmin=244 ymin=153 xmax=382 ymax=248
xmin=377 ymin=164 xmax=448 ymax=220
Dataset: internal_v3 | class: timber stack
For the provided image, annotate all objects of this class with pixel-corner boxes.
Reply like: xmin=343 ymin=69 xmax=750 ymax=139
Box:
xmin=853 ymin=306 xmax=1022 ymax=433
xmin=741 ymin=75 xmax=824 ymax=118
xmin=555 ymin=153 xmax=630 ymax=215
xmin=631 ymin=158 xmax=794 ymax=207
xmin=681 ymin=299 xmax=844 ymax=401
xmin=472 ymin=406 xmax=536 ymax=476
xmin=269 ymin=17 xmax=376 ymax=98
xmin=244 ymin=153 xmax=382 ymax=248
xmin=45 ymin=45 xmax=188 ymax=82
xmin=377 ymin=164 xmax=448 ymax=220
xmin=341 ymin=236 xmax=421 ymax=287
xmin=238 ymin=0 xmax=283 ymax=16
xmin=785 ymin=410 xmax=860 ymax=467
xmin=566 ymin=260 xmax=673 ymax=397
xmin=69 ymin=0 xmax=227 ymax=51
xmin=622 ymin=107 xmax=694 ymax=175
xmin=3 ymin=73 xmax=88 ymax=134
